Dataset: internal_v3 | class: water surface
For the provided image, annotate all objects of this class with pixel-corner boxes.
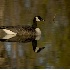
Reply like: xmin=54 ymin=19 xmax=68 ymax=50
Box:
xmin=0 ymin=0 xmax=70 ymax=69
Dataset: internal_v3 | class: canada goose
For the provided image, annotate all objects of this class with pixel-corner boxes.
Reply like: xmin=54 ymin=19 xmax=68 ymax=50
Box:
xmin=0 ymin=16 xmax=45 ymax=53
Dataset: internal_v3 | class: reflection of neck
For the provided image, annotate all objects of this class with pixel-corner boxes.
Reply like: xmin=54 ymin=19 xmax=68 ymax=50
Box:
xmin=32 ymin=19 xmax=37 ymax=29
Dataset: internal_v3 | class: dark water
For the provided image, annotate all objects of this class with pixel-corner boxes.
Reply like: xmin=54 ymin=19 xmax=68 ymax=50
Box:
xmin=0 ymin=0 xmax=70 ymax=69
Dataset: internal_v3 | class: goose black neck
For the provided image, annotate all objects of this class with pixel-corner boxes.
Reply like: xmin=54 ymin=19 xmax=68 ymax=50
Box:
xmin=32 ymin=19 xmax=37 ymax=29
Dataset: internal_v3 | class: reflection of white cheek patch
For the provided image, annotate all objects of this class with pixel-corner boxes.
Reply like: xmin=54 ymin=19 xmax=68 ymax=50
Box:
xmin=36 ymin=17 xmax=40 ymax=21
xmin=35 ymin=47 xmax=39 ymax=52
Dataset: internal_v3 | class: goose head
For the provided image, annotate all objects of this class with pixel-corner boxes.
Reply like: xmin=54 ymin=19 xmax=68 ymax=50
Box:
xmin=33 ymin=16 xmax=45 ymax=22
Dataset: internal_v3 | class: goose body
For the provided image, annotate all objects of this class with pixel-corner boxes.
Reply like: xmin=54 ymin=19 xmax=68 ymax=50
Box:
xmin=0 ymin=16 xmax=45 ymax=53
xmin=0 ymin=25 xmax=41 ymax=42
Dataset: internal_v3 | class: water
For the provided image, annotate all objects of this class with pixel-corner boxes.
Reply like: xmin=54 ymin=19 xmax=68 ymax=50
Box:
xmin=0 ymin=0 xmax=70 ymax=69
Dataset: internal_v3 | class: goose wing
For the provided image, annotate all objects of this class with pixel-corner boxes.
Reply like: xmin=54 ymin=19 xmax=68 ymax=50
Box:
xmin=0 ymin=25 xmax=35 ymax=35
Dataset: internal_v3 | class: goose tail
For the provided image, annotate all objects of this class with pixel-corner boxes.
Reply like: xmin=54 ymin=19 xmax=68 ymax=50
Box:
xmin=0 ymin=26 xmax=8 ymax=29
xmin=3 ymin=29 xmax=17 ymax=35
xmin=0 ymin=39 xmax=7 ymax=42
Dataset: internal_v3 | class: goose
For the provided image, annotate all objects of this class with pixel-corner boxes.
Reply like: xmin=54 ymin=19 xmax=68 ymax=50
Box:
xmin=0 ymin=16 xmax=45 ymax=53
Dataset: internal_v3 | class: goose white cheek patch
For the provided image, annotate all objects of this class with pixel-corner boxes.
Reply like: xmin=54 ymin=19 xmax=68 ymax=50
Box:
xmin=36 ymin=17 xmax=40 ymax=21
